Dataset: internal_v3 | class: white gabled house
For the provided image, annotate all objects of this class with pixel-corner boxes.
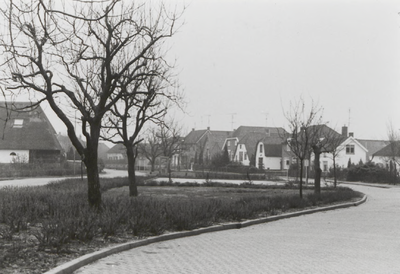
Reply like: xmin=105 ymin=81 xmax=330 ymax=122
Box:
xmin=372 ymin=141 xmax=400 ymax=169
xmin=255 ymin=138 xmax=287 ymax=170
xmin=223 ymin=126 xmax=289 ymax=170
xmin=318 ymin=127 xmax=387 ymax=171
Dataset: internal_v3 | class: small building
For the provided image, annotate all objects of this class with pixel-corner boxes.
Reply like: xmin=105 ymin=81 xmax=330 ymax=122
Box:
xmin=372 ymin=141 xmax=400 ymax=169
xmin=0 ymin=102 xmax=62 ymax=163
xmin=106 ymin=143 xmax=151 ymax=170
xmin=223 ymin=126 xmax=288 ymax=169
xmin=180 ymin=127 xmax=231 ymax=169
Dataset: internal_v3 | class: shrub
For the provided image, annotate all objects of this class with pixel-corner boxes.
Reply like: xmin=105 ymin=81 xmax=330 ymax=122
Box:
xmin=0 ymin=177 xmax=361 ymax=253
xmin=347 ymin=162 xmax=394 ymax=184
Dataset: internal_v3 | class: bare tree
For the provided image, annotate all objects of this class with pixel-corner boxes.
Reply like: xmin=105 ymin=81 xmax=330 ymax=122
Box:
xmin=307 ymin=124 xmax=343 ymax=193
xmin=0 ymin=0 xmax=178 ymax=207
xmin=386 ymin=121 xmax=400 ymax=183
xmin=284 ymin=97 xmax=324 ymax=197
xmin=157 ymin=120 xmax=182 ymax=183
xmin=327 ymin=131 xmax=346 ymax=187
xmin=103 ymin=60 xmax=180 ymax=196
xmin=139 ymin=127 xmax=163 ymax=173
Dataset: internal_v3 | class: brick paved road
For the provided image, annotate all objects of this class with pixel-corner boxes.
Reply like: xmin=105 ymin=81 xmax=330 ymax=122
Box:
xmin=74 ymin=184 xmax=400 ymax=274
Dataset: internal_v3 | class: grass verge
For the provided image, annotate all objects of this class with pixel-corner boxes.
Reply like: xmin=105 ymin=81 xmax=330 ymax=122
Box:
xmin=0 ymin=177 xmax=362 ymax=273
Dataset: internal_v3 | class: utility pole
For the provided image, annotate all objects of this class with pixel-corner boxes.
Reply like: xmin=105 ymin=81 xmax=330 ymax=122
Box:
xmin=262 ymin=111 xmax=269 ymax=127
xmin=229 ymin=113 xmax=237 ymax=130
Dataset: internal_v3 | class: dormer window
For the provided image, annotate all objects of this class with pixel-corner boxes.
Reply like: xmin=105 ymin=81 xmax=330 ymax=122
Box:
xmin=13 ymin=119 xmax=23 ymax=128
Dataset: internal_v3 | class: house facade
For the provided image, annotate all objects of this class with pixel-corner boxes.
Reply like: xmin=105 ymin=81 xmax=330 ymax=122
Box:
xmin=106 ymin=143 xmax=152 ymax=170
xmin=372 ymin=141 xmax=400 ymax=169
xmin=254 ymin=138 xmax=294 ymax=170
xmin=180 ymin=127 xmax=231 ymax=169
xmin=317 ymin=127 xmax=388 ymax=171
xmin=223 ymin=126 xmax=289 ymax=170
xmin=0 ymin=102 xmax=62 ymax=163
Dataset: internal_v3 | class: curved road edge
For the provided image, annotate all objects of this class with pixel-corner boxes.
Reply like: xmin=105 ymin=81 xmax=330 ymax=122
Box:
xmin=44 ymin=194 xmax=367 ymax=274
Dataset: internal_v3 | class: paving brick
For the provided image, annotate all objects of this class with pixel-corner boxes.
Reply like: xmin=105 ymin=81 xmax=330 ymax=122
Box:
xmin=74 ymin=185 xmax=400 ymax=274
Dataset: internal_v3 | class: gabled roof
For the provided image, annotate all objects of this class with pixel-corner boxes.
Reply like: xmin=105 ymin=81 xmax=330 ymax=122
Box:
xmin=373 ymin=141 xmax=400 ymax=157
xmin=231 ymin=126 xmax=287 ymax=140
xmin=98 ymin=143 xmax=110 ymax=160
xmin=358 ymin=139 xmax=389 ymax=158
xmin=263 ymin=144 xmax=283 ymax=157
xmin=107 ymin=143 xmax=126 ymax=154
xmin=183 ymin=129 xmax=208 ymax=144
xmin=296 ymin=124 xmax=344 ymax=152
xmin=206 ymin=130 xmax=231 ymax=151
xmin=0 ymin=102 xmax=62 ymax=151
xmin=183 ymin=128 xmax=231 ymax=147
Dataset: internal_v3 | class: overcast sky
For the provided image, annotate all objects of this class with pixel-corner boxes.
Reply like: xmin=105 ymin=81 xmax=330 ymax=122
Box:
xmin=160 ymin=0 xmax=400 ymax=140
xmin=41 ymin=0 xmax=400 ymax=141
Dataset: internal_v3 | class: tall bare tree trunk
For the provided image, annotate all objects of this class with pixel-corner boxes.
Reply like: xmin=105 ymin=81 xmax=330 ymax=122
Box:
xmin=126 ymin=143 xmax=138 ymax=197
xmin=168 ymin=158 xmax=172 ymax=183
xmin=333 ymin=157 xmax=337 ymax=188
xmin=84 ymin=131 xmax=101 ymax=208
xmin=299 ymin=159 xmax=303 ymax=198
xmin=314 ymin=149 xmax=322 ymax=194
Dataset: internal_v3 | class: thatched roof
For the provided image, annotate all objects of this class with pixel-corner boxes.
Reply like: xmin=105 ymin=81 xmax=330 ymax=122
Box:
xmin=0 ymin=102 xmax=62 ymax=151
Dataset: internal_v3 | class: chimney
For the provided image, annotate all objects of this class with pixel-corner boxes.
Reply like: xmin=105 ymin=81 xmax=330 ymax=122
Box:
xmin=342 ymin=126 xmax=348 ymax=137
xmin=349 ymin=132 xmax=354 ymax=137
xmin=207 ymin=127 xmax=210 ymax=130
xmin=192 ymin=128 xmax=195 ymax=132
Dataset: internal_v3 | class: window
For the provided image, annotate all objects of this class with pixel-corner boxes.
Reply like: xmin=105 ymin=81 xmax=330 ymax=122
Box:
xmin=227 ymin=140 xmax=231 ymax=146
xmin=259 ymin=144 xmax=263 ymax=153
xmin=13 ymin=119 xmax=23 ymax=128
xmin=346 ymin=145 xmax=355 ymax=155
xmin=286 ymin=160 xmax=290 ymax=166
xmin=244 ymin=153 xmax=248 ymax=160
xmin=239 ymin=151 xmax=243 ymax=162
xmin=239 ymin=144 xmax=242 ymax=149
xmin=323 ymin=161 xmax=328 ymax=172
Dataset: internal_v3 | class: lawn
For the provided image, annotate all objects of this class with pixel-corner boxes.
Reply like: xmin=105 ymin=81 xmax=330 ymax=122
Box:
xmin=0 ymin=177 xmax=362 ymax=274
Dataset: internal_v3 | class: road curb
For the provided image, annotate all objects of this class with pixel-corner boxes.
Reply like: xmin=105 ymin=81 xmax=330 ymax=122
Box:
xmin=44 ymin=194 xmax=367 ymax=274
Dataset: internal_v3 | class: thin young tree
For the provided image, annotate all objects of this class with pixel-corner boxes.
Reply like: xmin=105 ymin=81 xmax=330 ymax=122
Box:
xmin=386 ymin=121 xmax=400 ymax=184
xmin=284 ymin=97 xmax=324 ymax=198
xmin=0 ymin=0 xmax=178 ymax=207
xmin=139 ymin=127 xmax=163 ymax=173
xmin=306 ymin=124 xmax=342 ymax=193
xmin=157 ymin=120 xmax=182 ymax=183
xmin=327 ymin=131 xmax=346 ymax=187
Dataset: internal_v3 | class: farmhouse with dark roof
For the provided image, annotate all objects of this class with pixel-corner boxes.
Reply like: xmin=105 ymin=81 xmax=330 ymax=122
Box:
xmin=0 ymin=102 xmax=62 ymax=163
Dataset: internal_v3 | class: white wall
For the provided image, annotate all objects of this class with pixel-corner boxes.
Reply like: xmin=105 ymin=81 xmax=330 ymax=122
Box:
xmin=0 ymin=150 xmax=29 ymax=163
xmin=319 ymin=137 xmax=368 ymax=170
xmin=264 ymin=157 xmax=281 ymax=170
xmin=255 ymin=142 xmax=282 ymax=170
xmin=107 ymin=153 xmax=124 ymax=160
xmin=235 ymin=144 xmax=250 ymax=166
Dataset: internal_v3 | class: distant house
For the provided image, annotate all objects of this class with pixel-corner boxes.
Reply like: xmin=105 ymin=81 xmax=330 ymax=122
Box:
xmin=0 ymin=102 xmax=62 ymax=163
xmin=180 ymin=127 xmax=231 ymax=169
xmin=97 ymin=143 xmax=110 ymax=161
xmin=318 ymin=127 xmax=388 ymax=171
xmin=255 ymin=136 xmax=292 ymax=170
xmin=107 ymin=144 xmax=126 ymax=161
xmin=223 ymin=126 xmax=288 ymax=169
xmin=372 ymin=141 xmax=400 ymax=169
xmin=106 ymin=143 xmax=151 ymax=170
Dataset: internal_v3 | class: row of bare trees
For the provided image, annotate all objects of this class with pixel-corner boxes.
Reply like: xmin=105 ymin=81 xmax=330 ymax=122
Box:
xmin=284 ymin=97 xmax=345 ymax=198
xmin=0 ymin=0 xmax=183 ymax=207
